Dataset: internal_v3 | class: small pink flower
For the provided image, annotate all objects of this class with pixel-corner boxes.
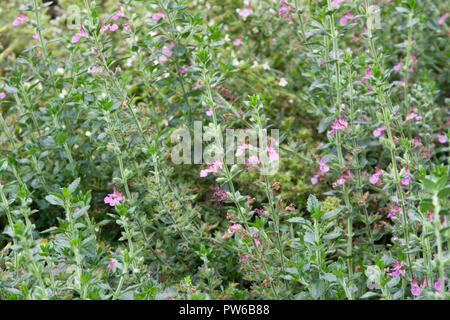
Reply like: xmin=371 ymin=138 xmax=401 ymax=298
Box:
xmin=388 ymin=203 xmax=401 ymax=219
xmin=104 ymin=187 xmax=124 ymax=206
xmin=237 ymin=5 xmax=252 ymax=20
xmin=0 ymin=92 xmax=5 ymax=99
xmin=336 ymin=170 xmax=351 ymax=185
xmin=421 ymin=276 xmax=429 ymax=289
xmin=373 ymin=125 xmax=387 ymax=137
xmin=152 ymin=10 xmax=165 ymax=21
xmin=267 ymin=144 xmax=279 ymax=162
xmin=227 ymin=224 xmax=242 ymax=234
xmin=235 ymin=143 xmax=249 ymax=157
xmin=393 ymin=62 xmax=403 ymax=72
xmin=251 ymin=238 xmax=260 ymax=247
xmin=200 ymin=159 xmax=222 ymax=177
xmin=340 ymin=12 xmax=354 ymax=25
xmin=12 ymin=12 xmax=27 ymax=26
xmin=438 ymin=13 xmax=449 ymax=25
xmin=112 ymin=7 xmax=124 ymax=20
xmin=88 ymin=66 xmax=102 ymax=74
xmin=411 ymin=278 xmax=421 ymax=296
xmin=369 ymin=167 xmax=383 ymax=185
xmin=233 ymin=36 xmax=244 ymax=46
xmin=279 ymin=1 xmax=291 ymax=17
xmin=360 ymin=66 xmax=372 ymax=82
xmin=328 ymin=114 xmax=348 ymax=135
xmin=33 ymin=32 xmax=39 ymax=40
xmin=177 ymin=66 xmax=188 ymax=76
xmin=389 ymin=259 xmax=404 ymax=277
xmin=107 ymin=258 xmax=117 ymax=269
xmin=406 ymin=109 xmax=422 ymax=121
xmin=311 ymin=171 xmax=321 ymax=185
xmin=71 ymin=27 xmax=87 ymax=43
xmin=101 ymin=24 xmax=119 ymax=33
xmin=331 ymin=0 xmax=343 ymax=5
xmin=159 ymin=41 xmax=175 ymax=62
xmin=401 ymin=176 xmax=410 ymax=186
xmin=247 ymin=155 xmax=260 ymax=165
xmin=437 ymin=133 xmax=447 ymax=144
xmin=206 ymin=108 xmax=213 ymax=117
xmin=318 ymin=158 xmax=329 ymax=173
xmin=434 ymin=276 xmax=448 ymax=293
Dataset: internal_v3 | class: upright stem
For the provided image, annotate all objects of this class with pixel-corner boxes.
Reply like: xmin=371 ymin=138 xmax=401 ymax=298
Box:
xmin=363 ymin=0 xmax=412 ymax=276
xmin=432 ymin=194 xmax=445 ymax=300
xmin=203 ymin=70 xmax=280 ymax=299
xmin=327 ymin=0 xmax=353 ymax=275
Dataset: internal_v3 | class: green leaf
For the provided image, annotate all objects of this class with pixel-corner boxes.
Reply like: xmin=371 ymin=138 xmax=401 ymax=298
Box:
xmin=68 ymin=178 xmax=81 ymax=194
xmin=45 ymin=194 xmax=65 ymax=207
xmin=438 ymin=186 xmax=450 ymax=200
xmin=307 ymin=194 xmax=320 ymax=214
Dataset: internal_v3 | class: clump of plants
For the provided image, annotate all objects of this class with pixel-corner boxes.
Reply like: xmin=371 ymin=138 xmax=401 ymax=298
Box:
xmin=0 ymin=0 xmax=448 ymax=300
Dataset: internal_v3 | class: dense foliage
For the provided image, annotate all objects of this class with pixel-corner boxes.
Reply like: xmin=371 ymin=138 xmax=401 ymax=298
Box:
xmin=0 ymin=0 xmax=448 ymax=300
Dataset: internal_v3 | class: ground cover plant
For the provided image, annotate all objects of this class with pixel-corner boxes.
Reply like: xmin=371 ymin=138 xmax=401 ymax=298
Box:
xmin=0 ymin=0 xmax=448 ymax=300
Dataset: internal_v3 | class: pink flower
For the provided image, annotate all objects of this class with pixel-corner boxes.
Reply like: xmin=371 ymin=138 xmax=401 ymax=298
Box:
xmin=412 ymin=136 xmax=421 ymax=146
xmin=233 ymin=36 xmax=244 ymax=46
xmin=279 ymin=1 xmax=291 ymax=17
xmin=200 ymin=159 xmax=222 ymax=177
xmin=227 ymin=224 xmax=242 ymax=234
xmin=369 ymin=167 xmax=383 ymax=185
xmin=251 ymin=238 xmax=260 ymax=247
xmin=401 ymin=176 xmax=410 ymax=186
xmin=33 ymin=32 xmax=39 ymax=40
xmin=411 ymin=278 xmax=421 ymax=296
xmin=206 ymin=108 xmax=213 ymax=117
xmin=236 ymin=143 xmax=249 ymax=157
xmin=237 ymin=5 xmax=252 ymax=20
xmin=247 ymin=155 xmax=260 ymax=165
xmin=159 ymin=41 xmax=175 ymax=62
xmin=393 ymin=62 xmax=403 ymax=72
xmin=360 ymin=66 xmax=372 ymax=82
xmin=152 ymin=10 xmax=165 ymax=21
xmin=328 ymin=115 xmax=348 ymax=135
xmin=71 ymin=27 xmax=87 ymax=43
xmin=112 ymin=7 xmax=124 ymax=20
xmin=388 ymin=203 xmax=401 ymax=219
xmin=331 ymin=0 xmax=343 ymax=5
xmin=12 ymin=12 xmax=27 ymax=26
xmin=101 ymin=24 xmax=119 ymax=33
xmin=88 ymin=66 xmax=102 ymax=74
xmin=434 ymin=276 xmax=448 ymax=293
xmin=177 ymin=66 xmax=188 ymax=76
xmin=267 ymin=144 xmax=279 ymax=162
xmin=104 ymin=187 xmax=124 ymax=206
xmin=311 ymin=171 xmax=320 ymax=185
xmin=336 ymin=170 xmax=351 ymax=185
xmin=0 ymin=92 xmax=5 ymax=99
xmin=318 ymin=158 xmax=329 ymax=173
xmin=437 ymin=133 xmax=447 ymax=144
xmin=107 ymin=258 xmax=117 ymax=269
xmin=438 ymin=13 xmax=449 ymax=25
xmin=373 ymin=125 xmax=387 ymax=137
xmin=406 ymin=109 xmax=422 ymax=121
xmin=212 ymin=186 xmax=229 ymax=202
xmin=389 ymin=259 xmax=404 ymax=277
xmin=340 ymin=12 xmax=354 ymax=25
xmin=421 ymin=276 xmax=429 ymax=289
